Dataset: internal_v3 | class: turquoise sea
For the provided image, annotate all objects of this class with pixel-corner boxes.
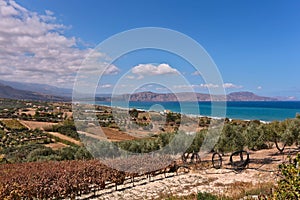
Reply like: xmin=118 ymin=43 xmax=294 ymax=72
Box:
xmin=96 ymin=101 xmax=300 ymax=122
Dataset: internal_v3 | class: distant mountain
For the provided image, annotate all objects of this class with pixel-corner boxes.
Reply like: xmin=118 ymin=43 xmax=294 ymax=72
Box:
xmin=274 ymin=96 xmax=298 ymax=101
xmin=0 ymin=80 xmax=72 ymax=97
xmin=227 ymin=91 xmax=278 ymax=101
xmin=0 ymin=83 xmax=68 ymax=101
xmin=113 ymin=92 xmax=221 ymax=101
xmin=0 ymin=79 xmax=278 ymax=102
xmin=97 ymin=91 xmax=278 ymax=102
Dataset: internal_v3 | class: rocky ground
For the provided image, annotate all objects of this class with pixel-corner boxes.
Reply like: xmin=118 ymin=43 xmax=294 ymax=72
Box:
xmin=76 ymin=146 xmax=299 ymax=200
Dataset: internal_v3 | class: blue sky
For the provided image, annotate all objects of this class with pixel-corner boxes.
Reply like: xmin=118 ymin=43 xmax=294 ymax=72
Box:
xmin=1 ymin=0 xmax=300 ymax=99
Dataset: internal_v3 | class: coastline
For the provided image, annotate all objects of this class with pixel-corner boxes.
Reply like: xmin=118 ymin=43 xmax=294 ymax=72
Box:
xmin=94 ymin=101 xmax=300 ymax=122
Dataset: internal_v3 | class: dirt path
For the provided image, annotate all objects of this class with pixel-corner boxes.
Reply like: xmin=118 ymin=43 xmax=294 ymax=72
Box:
xmin=19 ymin=120 xmax=31 ymax=130
xmin=45 ymin=142 xmax=68 ymax=150
xmin=47 ymin=132 xmax=82 ymax=146
xmin=78 ymin=131 xmax=107 ymax=141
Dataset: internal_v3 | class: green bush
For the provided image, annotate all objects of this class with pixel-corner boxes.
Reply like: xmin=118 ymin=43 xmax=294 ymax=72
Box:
xmin=186 ymin=130 xmax=205 ymax=153
xmin=244 ymin=121 xmax=267 ymax=150
xmin=197 ymin=192 xmax=218 ymax=200
xmin=52 ymin=120 xmax=79 ymax=140
xmin=129 ymin=108 xmax=139 ymax=118
xmin=267 ymin=119 xmax=300 ymax=153
xmin=166 ymin=112 xmax=181 ymax=123
xmin=272 ymin=154 xmax=300 ymax=199
xmin=215 ymin=124 xmax=246 ymax=153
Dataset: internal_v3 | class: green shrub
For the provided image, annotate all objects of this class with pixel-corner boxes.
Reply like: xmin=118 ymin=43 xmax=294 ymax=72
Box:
xmin=197 ymin=192 xmax=218 ymax=200
xmin=52 ymin=120 xmax=79 ymax=140
xmin=244 ymin=121 xmax=267 ymax=150
xmin=215 ymin=124 xmax=246 ymax=153
xmin=272 ymin=154 xmax=300 ymax=199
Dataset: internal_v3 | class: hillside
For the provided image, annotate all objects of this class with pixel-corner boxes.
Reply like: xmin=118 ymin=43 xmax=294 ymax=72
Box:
xmin=227 ymin=91 xmax=278 ymax=101
xmin=107 ymin=91 xmax=277 ymax=102
xmin=0 ymin=80 xmax=72 ymax=97
xmin=0 ymin=79 xmax=278 ymax=102
xmin=0 ymin=83 xmax=68 ymax=101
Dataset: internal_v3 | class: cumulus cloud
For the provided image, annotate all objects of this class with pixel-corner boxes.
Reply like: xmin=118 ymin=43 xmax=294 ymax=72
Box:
xmin=198 ymin=83 xmax=243 ymax=89
xmin=174 ymin=84 xmax=200 ymax=89
xmin=98 ymin=84 xmax=113 ymax=88
xmin=0 ymin=0 xmax=119 ymax=87
xmin=288 ymin=96 xmax=296 ymax=100
xmin=200 ymin=83 xmax=219 ymax=88
xmin=0 ymin=3 xmax=18 ymax=16
xmin=257 ymin=86 xmax=263 ymax=90
xmin=131 ymin=63 xmax=179 ymax=79
xmin=103 ymin=64 xmax=120 ymax=75
xmin=174 ymin=83 xmax=242 ymax=90
xmin=222 ymin=83 xmax=243 ymax=89
xmin=191 ymin=71 xmax=201 ymax=76
xmin=126 ymin=75 xmax=135 ymax=80
xmin=156 ymin=87 xmax=169 ymax=91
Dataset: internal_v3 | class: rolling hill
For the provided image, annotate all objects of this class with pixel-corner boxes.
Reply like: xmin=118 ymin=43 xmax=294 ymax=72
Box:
xmin=0 ymin=80 xmax=72 ymax=97
xmin=0 ymin=83 xmax=68 ymax=101
xmin=99 ymin=91 xmax=278 ymax=102
xmin=0 ymin=79 xmax=278 ymax=102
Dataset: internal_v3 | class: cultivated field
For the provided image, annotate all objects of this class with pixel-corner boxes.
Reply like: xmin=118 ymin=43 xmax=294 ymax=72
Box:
xmin=19 ymin=120 xmax=58 ymax=130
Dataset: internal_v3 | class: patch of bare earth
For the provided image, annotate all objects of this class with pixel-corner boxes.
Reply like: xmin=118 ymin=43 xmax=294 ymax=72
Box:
xmin=64 ymin=111 xmax=73 ymax=119
xmin=19 ymin=120 xmax=58 ymax=130
xmin=18 ymin=108 xmax=35 ymax=116
xmin=44 ymin=142 xmax=68 ymax=150
xmin=81 ymin=146 xmax=299 ymax=200
xmin=47 ymin=132 xmax=82 ymax=146
xmin=83 ymin=127 xmax=136 ymax=141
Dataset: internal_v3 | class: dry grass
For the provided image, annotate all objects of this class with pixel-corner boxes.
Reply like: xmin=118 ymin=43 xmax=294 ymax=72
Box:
xmin=44 ymin=142 xmax=68 ymax=150
xmin=223 ymin=181 xmax=274 ymax=199
xmin=156 ymin=192 xmax=232 ymax=200
xmin=85 ymin=127 xmax=136 ymax=141
xmin=158 ymin=193 xmax=198 ymax=200
xmin=1 ymin=119 xmax=26 ymax=130
xmin=19 ymin=120 xmax=58 ymax=130
xmin=155 ymin=181 xmax=274 ymax=200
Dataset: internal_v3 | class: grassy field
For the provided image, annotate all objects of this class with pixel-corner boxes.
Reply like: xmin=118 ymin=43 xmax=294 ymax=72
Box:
xmin=0 ymin=119 xmax=27 ymax=131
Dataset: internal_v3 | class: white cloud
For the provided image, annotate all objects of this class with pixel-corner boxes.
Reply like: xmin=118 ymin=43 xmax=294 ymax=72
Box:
xmin=288 ymin=96 xmax=296 ymax=100
xmin=126 ymin=75 xmax=135 ymax=79
xmin=174 ymin=83 xmax=242 ymax=90
xmin=197 ymin=83 xmax=243 ymax=89
xmin=191 ymin=71 xmax=201 ymax=76
xmin=103 ymin=64 xmax=120 ymax=75
xmin=131 ymin=63 xmax=179 ymax=79
xmin=222 ymin=83 xmax=243 ymax=89
xmin=257 ymin=86 xmax=263 ymax=90
xmin=174 ymin=84 xmax=200 ymax=89
xmin=98 ymin=84 xmax=113 ymax=88
xmin=156 ymin=87 xmax=168 ymax=91
xmin=0 ymin=3 xmax=18 ymax=16
xmin=200 ymin=83 xmax=219 ymax=88
xmin=118 ymin=84 xmax=133 ymax=88
xmin=0 ymin=0 xmax=119 ymax=88
xmin=45 ymin=10 xmax=54 ymax=16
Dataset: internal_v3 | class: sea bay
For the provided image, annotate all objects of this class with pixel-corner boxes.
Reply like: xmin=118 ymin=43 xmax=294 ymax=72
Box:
xmin=96 ymin=101 xmax=300 ymax=122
